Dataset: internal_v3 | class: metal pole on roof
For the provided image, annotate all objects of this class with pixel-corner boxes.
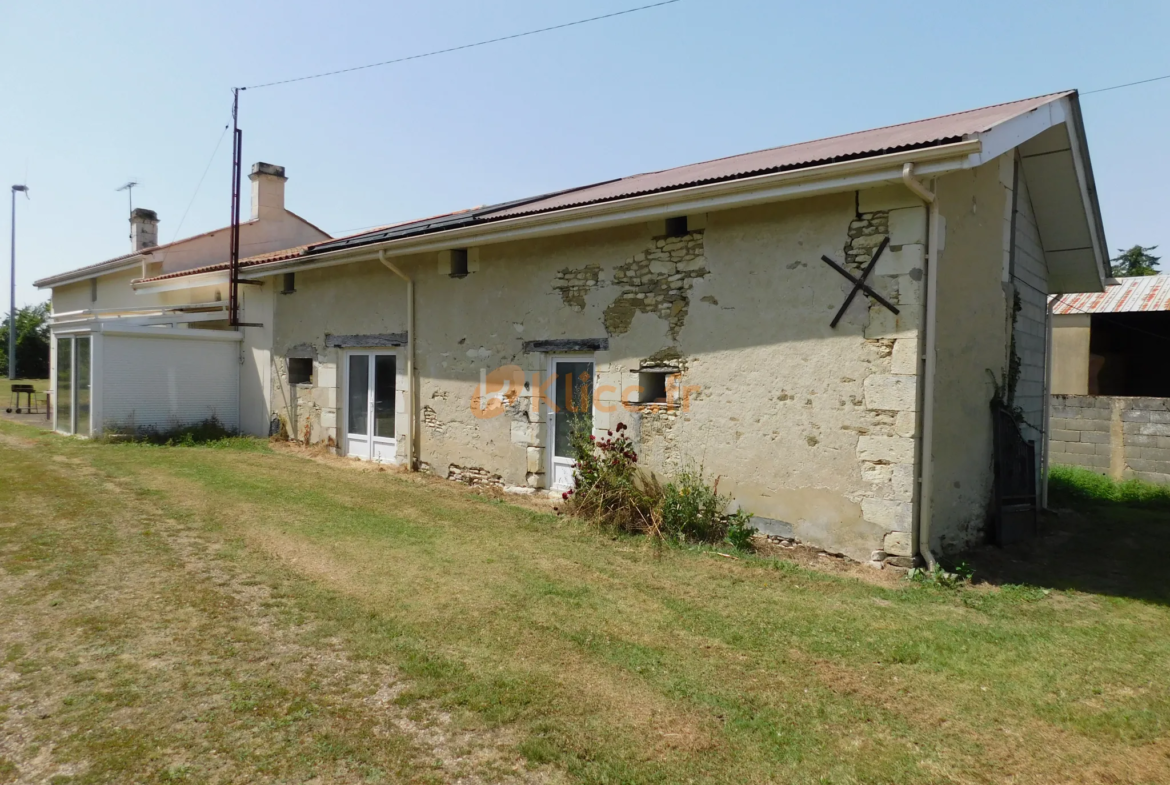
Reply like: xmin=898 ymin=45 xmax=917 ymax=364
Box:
xmin=8 ymin=184 xmax=28 ymax=380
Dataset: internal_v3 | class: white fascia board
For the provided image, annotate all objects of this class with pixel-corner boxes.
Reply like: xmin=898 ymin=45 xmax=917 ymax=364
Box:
xmin=132 ymin=269 xmax=230 ymax=293
xmin=970 ymin=98 xmax=1068 ymax=167
xmin=36 ymin=258 xmax=145 ymax=289
xmin=244 ymin=141 xmax=981 ymax=279
xmin=1062 ymin=97 xmax=1109 ymax=285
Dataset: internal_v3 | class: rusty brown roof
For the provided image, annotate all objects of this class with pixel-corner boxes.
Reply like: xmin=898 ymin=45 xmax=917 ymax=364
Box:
xmin=481 ymin=92 xmax=1073 ymax=220
xmin=1053 ymin=275 xmax=1170 ymax=315
xmin=134 ymin=244 xmax=314 ymax=283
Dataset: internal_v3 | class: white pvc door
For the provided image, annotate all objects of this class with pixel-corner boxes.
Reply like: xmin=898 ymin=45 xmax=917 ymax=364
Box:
xmin=345 ymin=351 xmax=398 ymax=463
xmin=547 ymin=356 xmax=595 ymax=490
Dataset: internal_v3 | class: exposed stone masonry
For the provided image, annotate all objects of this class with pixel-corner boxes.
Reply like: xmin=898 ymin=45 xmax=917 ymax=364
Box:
xmin=423 ymin=404 xmax=444 ymax=434
xmin=552 ymin=265 xmax=602 ymax=310
xmin=447 ymin=464 xmax=504 ymax=487
xmin=604 ymin=233 xmax=708 ymax=339
xmin=846 ymin=211 xmax=890 ymax=270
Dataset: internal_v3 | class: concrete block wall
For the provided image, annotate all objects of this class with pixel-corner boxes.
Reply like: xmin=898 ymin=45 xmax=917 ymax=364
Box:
xmin=1049 ymin=394 xmax=1170 ymax=484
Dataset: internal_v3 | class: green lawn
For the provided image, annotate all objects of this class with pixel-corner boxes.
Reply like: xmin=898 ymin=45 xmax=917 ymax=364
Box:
xmin=1 ymin=419 xmax=1169 ymax=784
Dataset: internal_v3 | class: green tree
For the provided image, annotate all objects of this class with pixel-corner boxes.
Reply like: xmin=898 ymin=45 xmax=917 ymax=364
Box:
xmin=1110 ymin=245 xmax=1161 ymax=277
xmin=0 ymin=302 xmax=51 ymax=378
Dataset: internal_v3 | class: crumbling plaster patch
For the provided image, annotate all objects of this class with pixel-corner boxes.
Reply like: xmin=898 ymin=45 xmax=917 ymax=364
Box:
xmin=603 ymin=232 xmax=708 ymax=339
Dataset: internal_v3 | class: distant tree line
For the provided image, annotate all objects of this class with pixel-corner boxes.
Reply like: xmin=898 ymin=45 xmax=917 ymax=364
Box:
xmin=0 ymin=302 xmax=51 ymax=379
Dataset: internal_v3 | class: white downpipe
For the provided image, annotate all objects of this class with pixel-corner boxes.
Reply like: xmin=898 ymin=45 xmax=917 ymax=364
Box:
xmin=901 ymin=163 xmax=940 ymax=570
xmin=379 ymin=250 xmax=416 ymax=470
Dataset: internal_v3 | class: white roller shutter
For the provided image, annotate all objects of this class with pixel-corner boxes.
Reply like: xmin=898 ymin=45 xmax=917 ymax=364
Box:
xmin=100 ymin=331 xmax=240 ymax=433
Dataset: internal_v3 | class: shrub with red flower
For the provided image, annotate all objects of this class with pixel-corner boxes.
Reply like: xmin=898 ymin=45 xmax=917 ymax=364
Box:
xmin=562 ymin=416 xmax=659 ymax=534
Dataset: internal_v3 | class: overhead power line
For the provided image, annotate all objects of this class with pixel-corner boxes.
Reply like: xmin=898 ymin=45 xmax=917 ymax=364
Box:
xmin=243 ymin=0 xmax=682 ymax=90
xmin=171 ymin=123 xmax=231 ymax=244
xmin=1082 ymin=73 xmax=1170 ymax=96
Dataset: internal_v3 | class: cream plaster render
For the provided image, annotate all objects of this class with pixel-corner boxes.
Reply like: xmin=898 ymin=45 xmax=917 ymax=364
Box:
xmin=926 ymin=156 xmax=1014 ymax=553
xmin=272 ymin=192 xmax=930 ymax=563
xmin=50 ymin=211 xmax=327 ymax=317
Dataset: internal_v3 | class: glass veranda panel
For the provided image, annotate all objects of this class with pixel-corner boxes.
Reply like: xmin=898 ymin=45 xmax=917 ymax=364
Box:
xmin=76 ymin=337 xmax=91 ymax=436
xmin=56 ymin=338 xmax=72 ymax=434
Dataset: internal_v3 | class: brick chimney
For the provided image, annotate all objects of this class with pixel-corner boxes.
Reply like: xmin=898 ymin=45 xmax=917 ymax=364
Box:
xmin=249 ymin=162 xmax=286 ymax=221
xmin=130 ymin=208 xmax=159 ymax=252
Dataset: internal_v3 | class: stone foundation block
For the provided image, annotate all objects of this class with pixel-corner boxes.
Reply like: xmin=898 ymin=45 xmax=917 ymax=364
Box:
xmin=891 ymin=338 xmax=919 ymax=375
xmin=317 ymin=364 xmax=337 ymax=389
xmin=857 ymin=435 xmax=915 ymax=464
xmin=319 ymin=408 xmax=336 ymax=429
xmin=511 ymin=420 xmax=543 ymax=445
xmin=862 ymin=498 xmax=912 ymax=532
xmin=895 ymin=411 xmax=917 ymax=437
xmin=864 ymin=374 xmax=917 ymax=412
xmin=883 ymin=531 xmax=912 ymax=557
xmin=526 ymin=446 xmax=545 ymax=473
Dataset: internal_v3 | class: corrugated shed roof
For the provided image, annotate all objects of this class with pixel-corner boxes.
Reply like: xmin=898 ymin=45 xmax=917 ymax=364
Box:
xmin=1053 ymin=275 xmax=1170 ymax=315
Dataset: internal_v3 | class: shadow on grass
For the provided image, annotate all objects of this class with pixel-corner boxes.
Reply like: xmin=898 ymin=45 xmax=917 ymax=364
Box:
xmin=961 ymin=466 xmax=1170 ymax=605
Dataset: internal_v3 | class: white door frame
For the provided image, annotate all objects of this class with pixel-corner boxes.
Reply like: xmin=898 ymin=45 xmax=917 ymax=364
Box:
xmin=343 ymin=348 xmax=399 ymax=463
xmin=547 ymin=354 xmax=596 ymax=490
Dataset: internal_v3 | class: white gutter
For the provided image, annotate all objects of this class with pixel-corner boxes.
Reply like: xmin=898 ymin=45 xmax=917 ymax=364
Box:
xmin=379 ymin=250 xmax=416 ymax=471
xmin=901 ymin=163 xmax=940 ymax=571
xmin=35 ymin=257 xmax=145 ymax=289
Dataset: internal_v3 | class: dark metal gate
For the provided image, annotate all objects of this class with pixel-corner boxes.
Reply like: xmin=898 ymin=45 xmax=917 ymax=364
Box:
xmin=991 ymin=403 xmax=1038 ymax=546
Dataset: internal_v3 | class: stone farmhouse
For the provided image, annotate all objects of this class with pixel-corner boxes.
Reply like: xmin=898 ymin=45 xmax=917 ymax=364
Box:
xmin=38 ymin=91 xmax=1109 ymax=567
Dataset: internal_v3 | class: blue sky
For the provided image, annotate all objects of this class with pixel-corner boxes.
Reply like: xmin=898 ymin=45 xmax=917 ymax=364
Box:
xmin=2 ymin=0 xmax=1167 ymax=307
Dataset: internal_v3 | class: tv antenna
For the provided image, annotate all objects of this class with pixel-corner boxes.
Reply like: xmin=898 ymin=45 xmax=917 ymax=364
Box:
xmin=117 ymin=181 xmax=139 ymax=242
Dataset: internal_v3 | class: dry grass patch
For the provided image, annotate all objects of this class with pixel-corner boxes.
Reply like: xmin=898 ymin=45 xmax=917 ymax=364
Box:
xmin=3 ymin=419 xmax=1170 ymax=784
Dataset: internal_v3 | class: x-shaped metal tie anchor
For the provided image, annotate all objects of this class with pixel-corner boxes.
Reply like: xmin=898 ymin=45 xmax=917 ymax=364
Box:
xmin=820 ymin=236 xmax=899 ymax=328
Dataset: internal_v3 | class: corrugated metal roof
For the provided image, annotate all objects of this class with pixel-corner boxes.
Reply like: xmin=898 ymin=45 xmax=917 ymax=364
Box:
xmin=310 ymin=91 xmax=1072 ymax=256
xmin=1053 ymin=275 xmax=1170 ymax=315
xmin=139 ymin=91 xmax=1080 ymax=283
xmin=482 ymin=92 xmax=1072 ymax=220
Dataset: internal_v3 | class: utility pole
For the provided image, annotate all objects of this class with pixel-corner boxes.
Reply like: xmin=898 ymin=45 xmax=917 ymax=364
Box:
xmin=8 ymin=184 xmax=28 ymax=380
xmin=228 ymin=88 xmax=243 ymax=327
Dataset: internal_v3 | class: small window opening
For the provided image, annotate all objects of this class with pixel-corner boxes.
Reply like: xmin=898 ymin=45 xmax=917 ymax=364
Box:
xmin=638 ymin=371 xmax=670 ymax=405
xmin=664 ymin=216 xmax=689 ymax=238
xmin=288 ymin=357 xmax=313 ymax=385
xmin=281 ymin=272 xmax=296 ymax=294
xmin=90 ymin=277 xmax=98 ymax=303
xmin=449 ymin=249 xmax=469 ymax=278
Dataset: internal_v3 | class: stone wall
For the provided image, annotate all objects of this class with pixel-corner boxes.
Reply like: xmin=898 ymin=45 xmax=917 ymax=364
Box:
xmin=1049 ymin=395 xmax=1170 ymax=484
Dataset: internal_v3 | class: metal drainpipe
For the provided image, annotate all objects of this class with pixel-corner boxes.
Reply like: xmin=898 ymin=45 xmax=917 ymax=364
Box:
xmin=901 ymin=163 xmax=939 ymax=570
xmin=379 ymin=250 xmax=416 ymax=470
